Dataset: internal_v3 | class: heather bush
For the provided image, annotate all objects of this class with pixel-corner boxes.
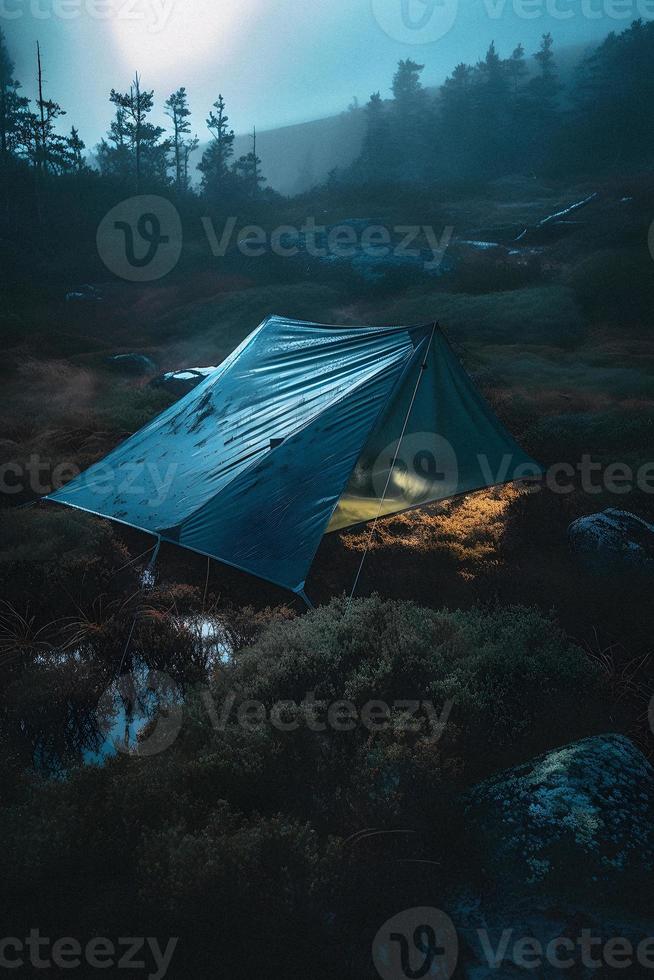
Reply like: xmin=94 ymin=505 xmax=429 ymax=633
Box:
xmin=566 ymin=247 xmax=654 ymax=325
xmin=0 ymin=598 xmax=610 ymax=979
xmin=0 ymin=507 xmax=130 ymax=614
xmin=386 ymin=285 xmax=586 ymax=347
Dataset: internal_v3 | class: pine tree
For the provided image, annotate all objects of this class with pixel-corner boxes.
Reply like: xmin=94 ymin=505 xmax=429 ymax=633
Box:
xmin=392 ymin=59 xmax=425 ymax=107
xmin=568 ymin=19 xmax=654 ymax=166
xmin=66 ymin=126 xmax=86 ymax=173
xmin=504 ymin=43 xmax=530 ymax=171
xmin=360 ymin=91 xmax=390 ymax=180
xmin=472 ymin=42 xmax=512 ymax=175
xmin=164 ymin=87 xmax=198 ymax=192
xmin=0 ymin=28 xmax=30 ymax=166
xmin=528 ymin=32 xmax=561 ymax=120
xmin=524 ymin=32 xmax=561 ymax=158
xmin=181 ymin=131 xmax=198 ymax=193
xmin=197 ymin=94 xmax=235 ymax=197
xmin=507 ymin=43 xmax=527 ymax=101
xmin=27 ymin=43 xmax=69 ymax=174
xmin=233 ymin=126 xmax=265 ymax=198
xmin=533 ymin=32 xmax=558 ymax=97
xmin=390 ymin=60 xmax=429 ymax=179
xmin=110 ymin=73 xmax=169 ymax=190
xmin=475 ymin=41 xmax=510 ymax=111
xmin=96 ymin=106 xmax=133 ymax=180
xmin=439 ymin=63 xmax=475 ymax=177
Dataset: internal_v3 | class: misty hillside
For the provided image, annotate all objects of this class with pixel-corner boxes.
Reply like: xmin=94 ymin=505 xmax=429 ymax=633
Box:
xmin=193 ymin=41 xmax=592 ymax=195
xmin=232 ymin=110 xmax=366 ymax=195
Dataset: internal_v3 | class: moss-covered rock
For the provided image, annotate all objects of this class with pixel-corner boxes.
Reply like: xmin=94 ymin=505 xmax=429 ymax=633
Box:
xmin=568 ymin=508 xmax=654 ymax=571
xmin=465 ymin=734 xmax=654 ymax=900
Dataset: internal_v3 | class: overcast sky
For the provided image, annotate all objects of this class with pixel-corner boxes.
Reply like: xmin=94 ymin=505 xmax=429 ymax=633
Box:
xmin=6 ymin=0 xmax=646 ymax=148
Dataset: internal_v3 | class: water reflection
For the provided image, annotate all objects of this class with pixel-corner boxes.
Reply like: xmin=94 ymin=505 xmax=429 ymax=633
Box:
xmin=9 ymin=615 xmax=234 ymax=772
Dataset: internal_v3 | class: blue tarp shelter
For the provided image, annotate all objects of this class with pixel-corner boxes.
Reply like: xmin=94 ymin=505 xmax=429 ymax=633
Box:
xmin=47 ymin=316 xmax=541 ymax=602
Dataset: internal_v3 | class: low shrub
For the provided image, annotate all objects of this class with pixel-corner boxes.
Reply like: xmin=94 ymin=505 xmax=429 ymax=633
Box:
xmin=0 ymin=506 xmax=130 ymax=614
xmin=566 ymin=247 xmax=654 ymax=325
xmin=0 ymin=596 xmax=611 ymax=977
xmin=386 ymin=285 xmax=586 ymax=347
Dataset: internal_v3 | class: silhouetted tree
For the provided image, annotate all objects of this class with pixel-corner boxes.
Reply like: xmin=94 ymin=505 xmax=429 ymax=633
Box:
xmin=566 ymin=19 xmax=654 ymax=167
xmin=507 ymin=43 xmax=528 ymax=101
xmin=439 ymin=62 xmax=475 ymax=177
xmin=0 ymin=28 xmax=29 ymax=167
xmin=66 ymin=126 xmax=86 ymax=173
xmin=518 ymin=32 xmax=561 ymax=167
xmin=528 ymin=33 xmax=560 ymax=120
xmin=109 ymin=73 xmax=168 ymax=190
xmin=165 ymin=87 xmax=198 ymax=193
xmin=197 ymin=94 xmax=235 ymax=198
xmin=390 ymin=59 xmax=430 ymax=178
xmin=392 ymin=58 xmax=425 ymax=106
xmin=359 ymin=91 xmax=390 ymax=180
xmin=233 ymin=126 xmax=265 ymax=198
xmin=96 ymin=106 xmax=132 ymax=180
xmin=473 ymin=42 xmax=512 ymax=174
xmin=27 ymin=43 xmax=69 ymax=174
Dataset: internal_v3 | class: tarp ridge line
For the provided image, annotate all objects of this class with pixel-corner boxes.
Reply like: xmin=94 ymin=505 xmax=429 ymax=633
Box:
xmin=164 ymin=332 xmax=419 ymax=540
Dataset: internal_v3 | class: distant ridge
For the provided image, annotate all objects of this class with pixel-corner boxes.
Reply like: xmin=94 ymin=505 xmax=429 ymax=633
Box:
xmin=192 ymin=41 xmax=590 ymax=195
xmin=232 ymin=110 xmax=367 ymax=195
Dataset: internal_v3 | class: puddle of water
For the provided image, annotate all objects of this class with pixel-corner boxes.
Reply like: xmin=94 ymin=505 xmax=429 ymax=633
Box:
xmin=86 ymin=618 xmax=233 ymax=764
xmin=181 ymin=614 xmax=233 ymax=665
xmin=27 ymin=616 xmax=234 ymax=769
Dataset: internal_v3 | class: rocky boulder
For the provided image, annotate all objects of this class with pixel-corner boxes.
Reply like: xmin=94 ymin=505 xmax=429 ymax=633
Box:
xmin=464 ymin=734 xmax=654 ymax=900
xmin=568 ymin=508 xmax=654 ymax=571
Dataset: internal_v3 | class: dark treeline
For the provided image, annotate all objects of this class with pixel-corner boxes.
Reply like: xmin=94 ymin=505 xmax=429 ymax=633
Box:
xmin=344 ymin=21 xmax=654 ymax=185
xmin=1 ymin=17 xmax=654 ymax=300
xmin=2 ymin=20 xmax=654 ymax=207
xmin=0 ymin=28 xmax=270 ymax=207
